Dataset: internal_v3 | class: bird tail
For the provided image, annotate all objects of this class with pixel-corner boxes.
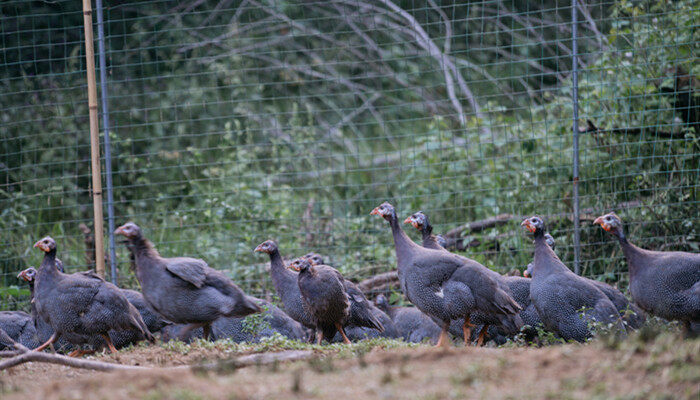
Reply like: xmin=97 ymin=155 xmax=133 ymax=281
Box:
xmin=128 ymin=303 xmax=155 ymax=343
xmin=493 ymin=288 xmax=522 ymax=315
xmin=497 ymin=313 xmax=524 ymax=336
xmin=349 ymin=302 xmax=384 ymax=333
xmin=227 ymin=295 xmax=262 ymax=317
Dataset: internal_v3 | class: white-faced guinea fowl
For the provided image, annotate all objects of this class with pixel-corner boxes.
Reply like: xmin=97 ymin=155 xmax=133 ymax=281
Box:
xmin=595 ymin=212 xmax=699 ymax=333
xmin=32 ymin=236 xmax=154 ymax=354
xmin=288 ymin=258 xmax=351 ymax=344
xmin=374 ymin=294 xmax=442 ymax=344
xmin=302 ymin=253 xmax=385 ymax=336
xmin=115 ymin=222 xmax=261 ymax=341
xmin=254 ymin=240 xmax=316 ymax=332
xmin=522 ymin=217 xmax=625 ymax=342
xmin=372 ymin=202 xmax=522 ymax=347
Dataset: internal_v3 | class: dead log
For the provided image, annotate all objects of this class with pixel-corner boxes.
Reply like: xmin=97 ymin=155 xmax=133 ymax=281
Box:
xmin=358 ymin=270 xmax=398 ymax=293
xmin=0 ymin=327 xmax=314 ymax=372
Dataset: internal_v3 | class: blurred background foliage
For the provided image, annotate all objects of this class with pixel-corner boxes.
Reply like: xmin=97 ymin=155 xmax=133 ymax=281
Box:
xmin=1 ymin=0 xmax=697 ymax=310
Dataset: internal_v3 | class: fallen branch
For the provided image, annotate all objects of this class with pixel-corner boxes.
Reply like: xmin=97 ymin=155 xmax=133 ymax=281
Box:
xmin=0 ymin=328 xmax=314 ymax=372
xmin=443 ymin=214 xmax=515 ymax=239
xmin=358 ymin=271 xmax=398 ymax=293
xmin=191 ymin=350 xmax=315 ymax=373
xmin=581 ymin=119 xmax=682 ymax=139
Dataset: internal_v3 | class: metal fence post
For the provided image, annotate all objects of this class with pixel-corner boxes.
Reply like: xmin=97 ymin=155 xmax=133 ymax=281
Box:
xmin=571 ymin=0 xmax=581 ymax=275
xmin=95 ymin=0 xmax=118 ymax=285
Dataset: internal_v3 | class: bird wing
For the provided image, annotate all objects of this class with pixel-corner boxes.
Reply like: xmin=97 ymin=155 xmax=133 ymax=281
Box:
xmin=164 ymin=257 xmax=208 ymax=288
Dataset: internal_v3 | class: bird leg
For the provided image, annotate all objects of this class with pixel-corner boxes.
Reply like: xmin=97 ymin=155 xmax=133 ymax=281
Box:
xmin=67 ymin=348 xmax=95 ymax=358
xmin=315 ymin=330 xmax=324 ymax=345
xmin=435 ymin=324 xmax=450 ymax=348
xmin=33 ymin=332 xmax=59 ymax=352
xmin=202 ymin=323 xmax=212 ymax=341
xmin=101 ymin=334 xmax=118 ymax=354
xmin=462 ymin=316 xmax=476 ymax=346
xmin=335 ymin=323 xmax=351 ymax=344
xmin=476 ymin=325 xmax=489 ymax=346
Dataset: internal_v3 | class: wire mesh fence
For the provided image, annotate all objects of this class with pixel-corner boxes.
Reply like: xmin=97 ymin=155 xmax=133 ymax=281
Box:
xmin=1 ymin=0 xmax=698 ymax=310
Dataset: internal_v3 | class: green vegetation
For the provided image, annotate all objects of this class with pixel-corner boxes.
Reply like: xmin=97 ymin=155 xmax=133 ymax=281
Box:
xmin=0 ymin=0 xmax=697 ymax=310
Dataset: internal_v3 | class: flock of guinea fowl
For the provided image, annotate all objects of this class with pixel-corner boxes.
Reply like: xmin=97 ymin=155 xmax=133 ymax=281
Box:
xmin=4 ymin=201 xmax=699 ymax=357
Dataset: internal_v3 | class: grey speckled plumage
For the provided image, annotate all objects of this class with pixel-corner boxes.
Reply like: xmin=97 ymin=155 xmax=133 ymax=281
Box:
xmin=405 ymin=210 xmax=525 ymax=340
xmin=375 ymin=295 xmax=441 ymax=344
xmin=523 ymin=217 xmax=625 ymax=342
xmin=161 ymin=298 xmax=308 ymax=343
xmin=0 ymin=311 xmax=33 ymax=349
xmin=32 ymin=236 xmax=154 ymax=351
xmin=596 ymin=213 xmax=699 ymax=330
xmin=254 ymin=241 xmax=315 ymax=330
xmin=335 ymin=303 xmax=398 ymax=341
xmin=526 ymin=232 xmax=645 ymax=330
xmin=116 ymin=222 xmax=261 ymax=340
xmin=373 ymin=203 xmax=522 ymax=346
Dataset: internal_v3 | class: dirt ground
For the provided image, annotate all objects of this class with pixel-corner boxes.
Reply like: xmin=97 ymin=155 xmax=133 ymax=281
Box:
xmin=1 ymin=334 xmax=698 ymax=400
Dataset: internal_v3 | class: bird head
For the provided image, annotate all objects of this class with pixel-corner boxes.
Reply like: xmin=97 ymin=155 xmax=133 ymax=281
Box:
xmin=33 ymin=236 xmax=56 ymax=253
xmin=403 ymin=211 xmax=428 ymax=232
xmin=523 ymin=263 xmax=533 ymax=278
xmin=288 ymin=258 xmax=311 ymax=272
xmin=370 ymin=202 xmax=396 ymax=221
xmin=303 ymin=252 xmax=324 ymax=266
xmin=114 ymin=222 xmax=142 ymax=239
xmin=254 ymin=240 xmax=278 ymax=254
xmin=17 ymin=267 xmax=37 ymax=282
xmin=594 ymin=213 xmax=623 ymax=236
xmin=521 ymin=216 xmax=545 ymax=235
xmin=374 ymin=294 xmax=389 ymax=309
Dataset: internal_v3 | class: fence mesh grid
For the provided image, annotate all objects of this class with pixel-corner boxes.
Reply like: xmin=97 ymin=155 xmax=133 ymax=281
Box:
xmin=1 ymin=0 xmax=698 ymax=310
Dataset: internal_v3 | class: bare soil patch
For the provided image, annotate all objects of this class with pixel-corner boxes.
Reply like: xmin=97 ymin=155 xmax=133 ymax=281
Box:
xmin=1 ymin=334 xmax=698 ymax=400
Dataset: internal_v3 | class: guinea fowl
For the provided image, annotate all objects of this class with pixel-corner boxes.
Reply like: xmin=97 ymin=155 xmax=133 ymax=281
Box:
xmin=288 ymin=258 xmax=351 ymax=344
xmin=371 ymin=202 xmax=522 ymax=347
xmin=526 ymin=232 xmax=645 ymax=330
xmin=160 ymin=297 xmax=308 ymax=343
xmin=115 ymin=222 xmax=261 ymax=340
xmin=302 ymin=253 xmax=384 ymax=335
xmin=595 ymin=212 xmax=699 ymax=332
xmin=522 ymin=217 xmax=625 ymax=342
xmin=524 ymin=233 xmax=555 ymax=278
xmin=0 ymin=311 xmax=33 ymax=350
xmin=374 ymin=294 xmax=442 ymax=344
xmin=404 ymin=209 xmax=527 ymax=343
xmin=32 ymin=236 xmax=154 ymax=354
xmin=254 ymin=241 xmax=316 ymax=332
xmin=404 ymin=211 xmax=445 ymax=250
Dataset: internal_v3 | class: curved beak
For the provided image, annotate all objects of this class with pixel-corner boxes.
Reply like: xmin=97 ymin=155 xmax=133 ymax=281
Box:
xmin=521 ymin=220 xmax=536 ymax=233
xmin=403 ymin=216 xmax=412 ymax=225
xmin=17 ymin=270 xmax=27 ymax=280
xmin=33 ymin=240 xmax=48 ymax=252
xmin=593 ymin=216 xmax=610 ymax=231
xmin=287 ymin=264 xmax=300 ymax=272
xmin=370 ymin=207 xmax=380 ymax=216
xmin=114 ymin=226 xmax=126 ymax=236
xmin=253 ymin=244 xmax=264 ymax=253
xmin=523 ymin=269 xmax=530 ymax=278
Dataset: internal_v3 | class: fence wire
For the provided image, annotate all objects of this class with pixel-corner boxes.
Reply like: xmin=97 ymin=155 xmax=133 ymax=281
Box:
xmin=1 ymin=0 xmax=698 ymax=310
